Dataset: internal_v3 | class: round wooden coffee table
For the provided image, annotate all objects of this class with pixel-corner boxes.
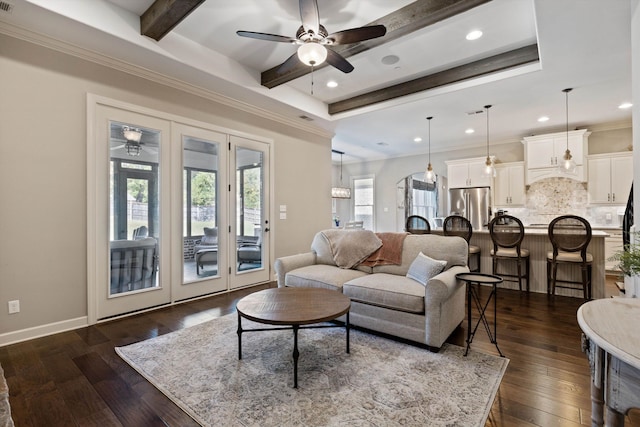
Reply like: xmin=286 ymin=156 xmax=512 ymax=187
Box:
xmin=236 ymin=287 xmax=351 ymax=388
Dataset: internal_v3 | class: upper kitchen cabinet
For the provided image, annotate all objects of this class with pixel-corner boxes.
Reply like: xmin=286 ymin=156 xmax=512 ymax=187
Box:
xmin=522 ymin=129 xmax=590 ymax=184
xmin=494 ymin=162 xmax=525 ymax=207
xmin=446 ymin=156 xmax=494 ymax=189
xmin=587 ymin=152 xmax=633 ymax=205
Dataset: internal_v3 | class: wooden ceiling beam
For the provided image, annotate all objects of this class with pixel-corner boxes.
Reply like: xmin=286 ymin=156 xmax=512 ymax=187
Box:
xmin=329 ymin=44 xmax=540 ymax=114
xmin=260 ymin=0 xmax=492 ymax=89
xmin=141 ymin=0 xmax=206 ymax=41
xmin=328 ymin=44 xmax=540 ymax=115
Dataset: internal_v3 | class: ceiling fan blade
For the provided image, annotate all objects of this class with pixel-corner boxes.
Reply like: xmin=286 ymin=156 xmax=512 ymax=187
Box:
xmin=277 ymin=52 xmax=302 ymax=74
xmin=111 ymin=144 xmax=125 ymax=150
xmin=299 ymin=0 xmax=320 ymax=35
xmin=327 ymin=25 xmax=387 ymax=45
xmin=326 ymin=48 xmax=354 ymax=73
xmin=236 ymin=31 xmax=296 ymax=43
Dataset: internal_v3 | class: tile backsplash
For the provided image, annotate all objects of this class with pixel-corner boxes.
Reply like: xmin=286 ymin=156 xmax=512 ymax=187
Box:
xmin=499 ymin=177 xmax=625 ymax=227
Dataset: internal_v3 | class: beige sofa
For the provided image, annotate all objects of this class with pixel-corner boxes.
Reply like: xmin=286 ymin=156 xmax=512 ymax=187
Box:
xmin=274 ymin=230 xmax=469 ymax=350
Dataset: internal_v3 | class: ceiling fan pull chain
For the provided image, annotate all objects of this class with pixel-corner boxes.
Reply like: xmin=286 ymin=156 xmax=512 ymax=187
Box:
xmin=311 ymin=65 xmax=315 ymax=95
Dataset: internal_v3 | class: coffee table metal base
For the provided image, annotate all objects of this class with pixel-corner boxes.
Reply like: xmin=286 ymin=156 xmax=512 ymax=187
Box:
xmin=237 ymin=313 xmax=350 ymax=388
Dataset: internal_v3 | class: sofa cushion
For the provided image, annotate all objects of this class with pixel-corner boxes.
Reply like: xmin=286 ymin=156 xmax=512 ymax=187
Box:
xmin=406 ymin=252 xmax=447 ymax=286
xmin=285 ymin=264 xmax=368 ymax=292
xmin=343 ymin=273 xmax=425 ymax=314
xmin=372 ymin=234 xmax=468 ymax=276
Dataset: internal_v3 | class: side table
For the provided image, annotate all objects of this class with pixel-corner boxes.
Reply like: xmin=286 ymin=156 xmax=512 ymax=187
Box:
xmin=456 ymin=272 xmax=504 ymax=357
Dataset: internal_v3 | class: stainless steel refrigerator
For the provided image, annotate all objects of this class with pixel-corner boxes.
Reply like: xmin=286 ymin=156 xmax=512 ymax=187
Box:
xmin=449 ymin=187 xmax=491 ymax=230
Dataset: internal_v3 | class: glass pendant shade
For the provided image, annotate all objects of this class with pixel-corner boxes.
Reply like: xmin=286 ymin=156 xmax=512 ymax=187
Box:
xmin=558 ymin=88 xmax=577 ymax=175
xmin=424 ymin=116 xmax=435 ymax=183
xmin=560 ymin=149 xmax=577 ymax=174
xmin=483 ymin=105 xmax=495 ymax=177
xmin=297 ymin=42 xmax=327 ymax=66
xmin=425 ymin=163 xmax=434 ymax=183
xmin=331 ymin=187 xmax=351 ymax=198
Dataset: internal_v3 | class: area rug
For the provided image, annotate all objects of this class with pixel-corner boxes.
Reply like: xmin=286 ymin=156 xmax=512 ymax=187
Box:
xmin=0 ymin=363 xmax=14 ymax=427
xmin=116 ymin=314 xmax=508 ymax=427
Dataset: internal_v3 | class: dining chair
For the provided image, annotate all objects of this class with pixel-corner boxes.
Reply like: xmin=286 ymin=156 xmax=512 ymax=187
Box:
xmin=405 ymin=215 xmax=431 ymax=234
xmin=546 ymin=215 xmax=592 ymax=299
xmin=489 ymin=215 xmax=530 ymax=292
xmin=443 ymin=215 xmax=480 ymax=272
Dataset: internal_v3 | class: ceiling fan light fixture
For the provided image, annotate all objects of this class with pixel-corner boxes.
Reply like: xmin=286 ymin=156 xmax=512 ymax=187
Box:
xmin=125 ymin=141 xmax=142 ymax=157
xmin=297 ymin=42 xmax=327 ymax=66
xmin=122 ymin=126 xmax=142 ymax=143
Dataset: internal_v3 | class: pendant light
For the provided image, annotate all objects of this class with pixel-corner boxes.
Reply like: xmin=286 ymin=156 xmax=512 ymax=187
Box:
xmin=483 ymin=105 xmax=495 ymax=177
xmin=424 ymin=116 xmax=435 ymax=184
xmin=559 ymin=88 xmax=577 ymax=175
xmin=331 ymin=150 xmax=351 ymax=199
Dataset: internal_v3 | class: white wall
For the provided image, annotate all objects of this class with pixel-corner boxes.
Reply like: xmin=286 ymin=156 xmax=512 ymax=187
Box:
xmin=0 ymin=34 xmax=332 ymax=338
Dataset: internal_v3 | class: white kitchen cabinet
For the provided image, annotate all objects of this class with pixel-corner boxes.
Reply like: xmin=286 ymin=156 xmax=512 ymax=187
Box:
xmin=446 ymin=156 xmax=493 ymax=188
xmin=522 ymin=129 xmax=590 ymax=184
xmin=588 ymin=152 xmax=633 ymax=205
xmin=494 ymin=162 xmax=525 ymax=207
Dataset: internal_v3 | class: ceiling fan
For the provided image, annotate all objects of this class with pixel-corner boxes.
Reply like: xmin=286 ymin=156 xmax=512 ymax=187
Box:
xmin=110 ymin=126 xmax=157 ymax=157
xmin=236 ymin=0 xmax=386 ymax=74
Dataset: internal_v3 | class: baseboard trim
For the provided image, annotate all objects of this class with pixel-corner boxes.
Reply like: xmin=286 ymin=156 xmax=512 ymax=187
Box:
xmin=0 ymin=317 xmax=88 ymax=347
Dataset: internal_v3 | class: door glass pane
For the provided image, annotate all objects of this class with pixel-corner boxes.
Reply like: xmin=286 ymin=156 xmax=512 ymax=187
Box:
xmin=354 ymin=178 xmax=374 ymax=230
xmin=109 ymin=122 xmax=160 ymax=296
xmin=184 ymin=137 xmax=219 ymax=281
xmin=236 ymin=147 xmax=263 ymax=272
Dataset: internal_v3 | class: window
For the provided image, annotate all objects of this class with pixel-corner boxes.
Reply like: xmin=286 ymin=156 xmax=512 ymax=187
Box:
xmin=353 ymin=177 xmax=374 ymax=230
xmin=184 ymin=168 xmax=217 ymax=237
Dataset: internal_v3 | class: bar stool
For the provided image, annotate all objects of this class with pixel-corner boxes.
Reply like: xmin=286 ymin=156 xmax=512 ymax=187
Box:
xmin=489 ymin=215 xmax=530 ymax=292
xmin=546 ymin=215 xmax=593 ymax=299
xmin=405 ymin=215 xmax=431 ymax=234
xmin=443 ymin=215 xmax=481 ymax=272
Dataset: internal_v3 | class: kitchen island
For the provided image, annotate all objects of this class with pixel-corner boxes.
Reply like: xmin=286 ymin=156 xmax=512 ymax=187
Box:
xmin=435 ymin=227 xmax=609 ymax=299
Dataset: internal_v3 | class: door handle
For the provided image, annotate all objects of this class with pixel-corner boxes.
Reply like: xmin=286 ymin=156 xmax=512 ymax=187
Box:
xmin=264 ymin=228 xmax=270 ymax=232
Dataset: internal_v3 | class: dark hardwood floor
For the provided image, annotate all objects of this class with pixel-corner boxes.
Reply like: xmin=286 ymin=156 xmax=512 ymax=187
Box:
xmin=1 ymin=281 xmax=638 ymax=427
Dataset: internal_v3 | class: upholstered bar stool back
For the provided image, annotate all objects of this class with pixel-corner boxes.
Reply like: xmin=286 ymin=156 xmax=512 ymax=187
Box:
xmin=406 ymin=215 xmax=431 ymax=234
xmin=489 ymin=215 xmax=530 ymax=292
xmin=546 ymin=215 xmax=593 ymax=299
xmin=443 ymin=215 xmax=481 ymax=272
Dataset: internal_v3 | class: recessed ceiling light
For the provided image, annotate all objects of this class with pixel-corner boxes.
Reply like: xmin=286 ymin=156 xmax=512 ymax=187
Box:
xmin=465 ymin=128 xmax=475 ymax=134
xmin=414 ymin=137 xmax=422 ymax=143
xmin=538 ymin=116 xmax=550 ymax=122
xmin=381 ymin=55 xmax=400 ymax=65
xmin=326 ymin=80 xmax=338 ymax=88
xmin=466 ymin=30 xmax=483 ymax=41
xmin=619 ymin=102 xmax=633 ymax=109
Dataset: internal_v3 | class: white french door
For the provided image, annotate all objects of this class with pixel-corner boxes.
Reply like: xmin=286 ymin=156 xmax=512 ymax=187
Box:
xmin=92 ymin=104 xmax=172 ymax=320
xmin=230 ymin=136 xmax=270 ymax=289
xmin=88 ymin=97 xmax=272 ymax=322
xmin=172 ymin=124 xmax=229 ymax=300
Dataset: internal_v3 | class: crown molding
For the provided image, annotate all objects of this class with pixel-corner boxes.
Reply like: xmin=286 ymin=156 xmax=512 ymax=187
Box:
xmin=587 ymin=120 xmax=632 ymax=132
xmin=0 ymin=20 xmax=334 ymax=139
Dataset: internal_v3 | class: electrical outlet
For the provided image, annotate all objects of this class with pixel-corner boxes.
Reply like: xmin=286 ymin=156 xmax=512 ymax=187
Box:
xmin=8 ymin=300 xmax=20 ymax=314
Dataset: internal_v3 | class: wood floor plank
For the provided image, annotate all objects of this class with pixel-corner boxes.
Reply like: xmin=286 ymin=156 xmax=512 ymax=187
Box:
xmin=1 ymin=280 xmax=638 ymax=426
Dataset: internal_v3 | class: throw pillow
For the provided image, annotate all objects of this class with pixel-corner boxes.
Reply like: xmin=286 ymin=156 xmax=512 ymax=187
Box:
xmin=201 ymin=227 xmax=218 ymax=245
xmin=406 ymin=252 xmax=447 ymax=286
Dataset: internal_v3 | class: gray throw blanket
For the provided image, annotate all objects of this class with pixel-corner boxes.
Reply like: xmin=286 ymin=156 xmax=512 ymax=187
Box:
xmin=321 ymin=229 xmax=382 ymax=269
